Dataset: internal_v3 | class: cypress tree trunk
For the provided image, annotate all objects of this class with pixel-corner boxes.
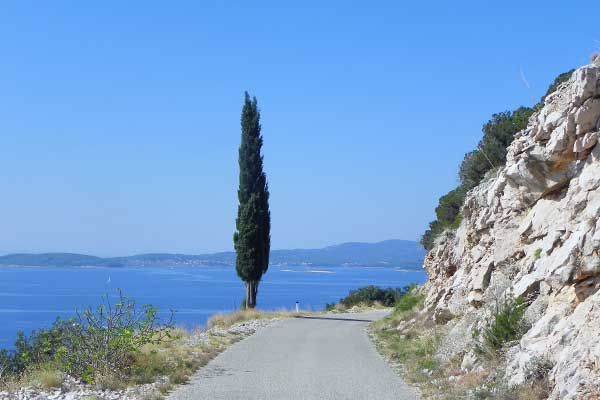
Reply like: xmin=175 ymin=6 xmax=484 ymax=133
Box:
xmin=246 ymin=281 xmax=258 ymax=308
xmin=234 ymin=92 xmax=270 ymax=309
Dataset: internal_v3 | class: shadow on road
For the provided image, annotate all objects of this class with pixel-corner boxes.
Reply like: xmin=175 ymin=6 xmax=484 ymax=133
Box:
xmin=293 ymin=315 xmax=374 ymax=323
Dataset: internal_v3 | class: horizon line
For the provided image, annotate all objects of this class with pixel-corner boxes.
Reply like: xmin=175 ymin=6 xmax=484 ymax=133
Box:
xmin=0 ymin=238 xmax=423 ymax=258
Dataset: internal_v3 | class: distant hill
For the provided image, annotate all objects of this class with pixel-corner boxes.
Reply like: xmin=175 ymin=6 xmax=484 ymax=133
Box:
xmin=269 ymin=240 xmax=425 ymax=268
xmin=0 ymin=240 xmax=425 ymax=269
xmin=0 ymin=253 xmax=104 ymax=267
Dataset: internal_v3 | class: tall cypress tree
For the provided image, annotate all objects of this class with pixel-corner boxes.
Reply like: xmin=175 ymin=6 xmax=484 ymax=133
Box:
xmin=234 ymin=92 xmax=271 ymax=309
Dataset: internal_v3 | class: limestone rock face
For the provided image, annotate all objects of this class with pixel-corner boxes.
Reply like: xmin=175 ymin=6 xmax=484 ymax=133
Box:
xmin=423 ymin=62 xmax=600 ymax=399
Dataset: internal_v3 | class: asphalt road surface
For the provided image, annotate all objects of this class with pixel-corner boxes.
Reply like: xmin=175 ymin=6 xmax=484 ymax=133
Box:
xmin=168 ymin=311 xmax=417 ymax=400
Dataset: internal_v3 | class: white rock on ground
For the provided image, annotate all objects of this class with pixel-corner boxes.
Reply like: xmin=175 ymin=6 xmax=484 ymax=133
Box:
xmin=423 ymin=61 xmax=600 ymax=399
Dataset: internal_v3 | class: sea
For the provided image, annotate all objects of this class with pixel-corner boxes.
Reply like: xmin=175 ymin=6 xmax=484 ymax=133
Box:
xmin=0 ymin=264 xmax=426 ymax=349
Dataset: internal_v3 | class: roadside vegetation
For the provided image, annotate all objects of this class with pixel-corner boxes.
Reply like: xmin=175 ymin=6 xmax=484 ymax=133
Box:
xmin=0 ymin=291 xmax=288 ymax=398
xmin=420 ymin=70 xmax=575 ymax=250
xmin=368 ymin=287 xmax=551 ymax=399
xmin=473 ymin=296 xmax=528 ymax=360
xmin=207 ymin=308 xmax=307 ymax=329
xmin=325 ymin=285 xmax=416 ymax=312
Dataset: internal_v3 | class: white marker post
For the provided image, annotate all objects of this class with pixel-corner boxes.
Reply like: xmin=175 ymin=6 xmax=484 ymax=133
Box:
xmin=295 ymin=301 xmax=299 ymax=313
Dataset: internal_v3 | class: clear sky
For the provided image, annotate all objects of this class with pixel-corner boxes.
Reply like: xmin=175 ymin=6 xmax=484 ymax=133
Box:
xmin=0 ymin=1 xmax=597 ymax=256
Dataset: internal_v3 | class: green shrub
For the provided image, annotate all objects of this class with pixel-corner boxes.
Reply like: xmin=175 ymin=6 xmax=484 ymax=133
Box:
xmin=533 ymin=248 xmax=543 ymax=260
xmin=395 ymin=290 xmax=424 ymax=313
xmin=435 ymin=186 xmax=467 ymax=225
xmin=460 ymin=108 xmax=534 ymax=190
xmin=421 ymin=186 xmax=467 ymax=250
xmin=0 ymin=290 xmax=173 ymax=384
xmin=60 ymin=290 xmax=174 ymax=382
xmin=0 ymin=318 xmax=77 ymax=379
xmin=537 ymin=69 xmax=574 ymax=107
xmin=475 ymin=296 xmax=527 ymax=357
xmin=420 ymin=220 xmax=442 ymax=251
xmin=338 ymin=285 xmax=413 ymax=308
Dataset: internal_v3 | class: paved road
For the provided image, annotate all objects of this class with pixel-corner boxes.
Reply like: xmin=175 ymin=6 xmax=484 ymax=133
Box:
xmin=168 ymin=311 xmax=417 ymax=400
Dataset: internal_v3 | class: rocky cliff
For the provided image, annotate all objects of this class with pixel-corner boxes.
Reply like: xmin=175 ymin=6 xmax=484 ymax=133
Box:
xmin=423 ymin=61 xmax=600 ymax=399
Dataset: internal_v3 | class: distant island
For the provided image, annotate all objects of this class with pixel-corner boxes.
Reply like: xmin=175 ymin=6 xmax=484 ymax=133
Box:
xmin=0 ymin=239 xmax=425 ymax=269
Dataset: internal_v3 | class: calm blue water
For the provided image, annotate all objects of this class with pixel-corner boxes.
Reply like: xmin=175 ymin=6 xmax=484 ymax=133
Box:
xmin=0 ymin=265 xmax=426 ymax=349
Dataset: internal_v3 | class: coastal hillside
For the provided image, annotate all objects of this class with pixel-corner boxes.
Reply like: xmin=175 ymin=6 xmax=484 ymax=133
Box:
xmin=0 ymin=239 xmax=425 ymax=269
xmin=423 ymin=59 xmax=600 ymax=398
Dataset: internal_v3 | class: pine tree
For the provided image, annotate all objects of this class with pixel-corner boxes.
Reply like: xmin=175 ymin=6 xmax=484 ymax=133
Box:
xmin=233 ymin=92 xmax=271 ymax=309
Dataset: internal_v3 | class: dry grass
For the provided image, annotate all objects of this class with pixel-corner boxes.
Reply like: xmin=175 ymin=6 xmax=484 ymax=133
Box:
xmin=371 ymin=320 xmax=448 ymax=397
xmin=370 ymin=295 xmax=551 ymax=400
xmin=207 ymin=308 xmax=303 ymax=329
xmin=327 ymin=301 xmax=390 ymax=313
xmin=22 ymin=366 xmax=63 ymax=389
xmin=130 ymin=329 xmax=218 ymax=388
xmin=208 ymin=309 xmax=263 ymax=328
xmin=369 ymin=291 xmax=451 ymax=397
xmin=514 ymin=382 xmax=552 ymax=400
xmin=372 ymin=311 xmax=497 ymax=399
xmin=94 ymin=373 xmax=127 ymax=391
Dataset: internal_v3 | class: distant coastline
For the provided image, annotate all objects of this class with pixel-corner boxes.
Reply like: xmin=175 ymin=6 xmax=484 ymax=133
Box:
xmin=0 ymin=239 xmax=426 ymax=269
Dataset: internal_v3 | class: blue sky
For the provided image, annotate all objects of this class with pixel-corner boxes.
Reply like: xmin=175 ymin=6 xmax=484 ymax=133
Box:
xmin=0 ymin=1 xmax=597 ymax=256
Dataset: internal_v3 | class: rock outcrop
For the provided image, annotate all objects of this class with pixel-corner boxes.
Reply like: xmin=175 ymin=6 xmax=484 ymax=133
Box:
xmin=423 ymin=62 xmax=600 ymax=399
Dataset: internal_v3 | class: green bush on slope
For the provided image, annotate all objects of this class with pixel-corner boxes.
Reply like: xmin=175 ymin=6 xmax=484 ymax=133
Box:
xmin=421 ymin=185 xmax=467 ymax=250
xmin=394 ymin=288 xmax=425 ymax=313
xmin=474 ymin=296 xmax=528 ymax=358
